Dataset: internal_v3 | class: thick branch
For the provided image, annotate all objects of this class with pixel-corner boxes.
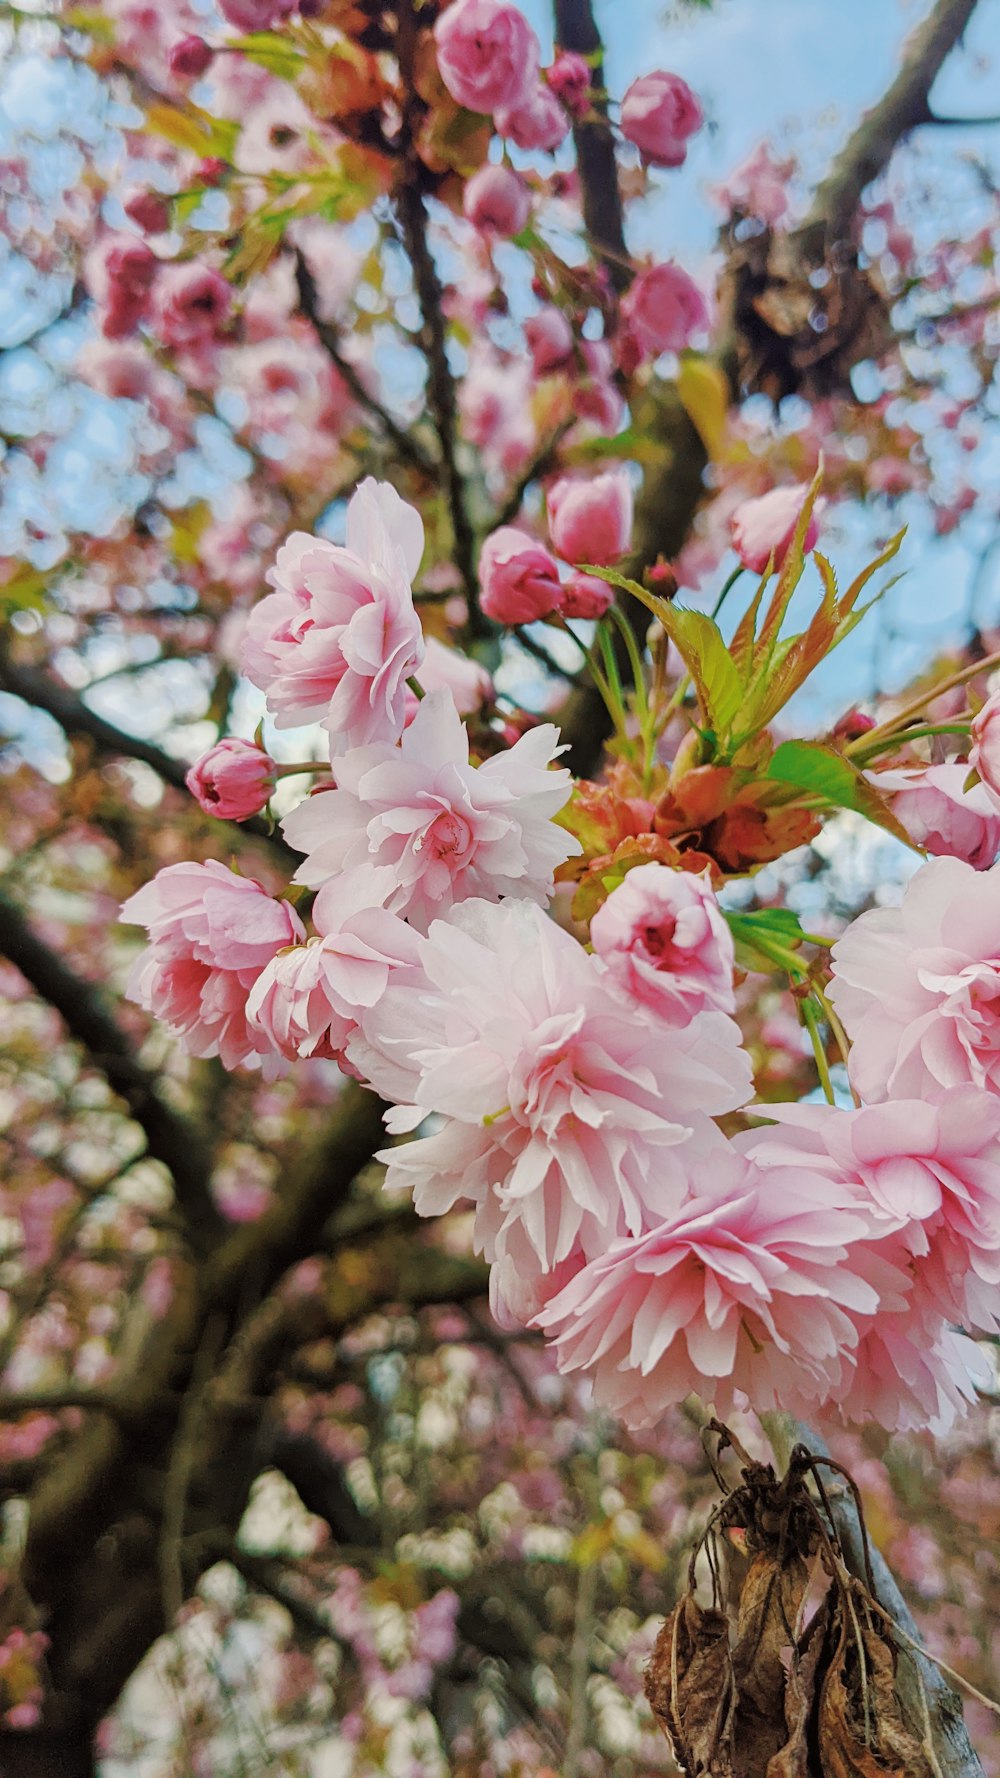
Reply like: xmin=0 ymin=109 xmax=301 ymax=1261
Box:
xmin=0 ymin=654 xmax=190 ymax=790
xmin=799 ymin=0 xmax=981 ymax=251
xmin=552 ymin=0 xmax=629 ymax=290
xmin=203 ymin=1081 xmax=387 ymax=1314
xmin=394 ymin=6 xmax=484 ymax=636
xmin=796 ymin=1424 xmax=985 ymax=1778
xmin=0 ymin=889 xmax=224 ymax=1248
xmin=292 ymin=248 xmax=440 ymax=479
xmin=0 ymin=654 xmax=295 ymax=860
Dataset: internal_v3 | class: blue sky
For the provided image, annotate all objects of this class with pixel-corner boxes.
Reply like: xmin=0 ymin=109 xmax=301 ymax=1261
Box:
xmin=1 ymin=0 xmax=1000 ymax=756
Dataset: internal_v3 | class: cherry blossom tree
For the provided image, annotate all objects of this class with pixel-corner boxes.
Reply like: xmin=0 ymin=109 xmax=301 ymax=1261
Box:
xmin=2 ymin=1 xmax=1000 ymax=1774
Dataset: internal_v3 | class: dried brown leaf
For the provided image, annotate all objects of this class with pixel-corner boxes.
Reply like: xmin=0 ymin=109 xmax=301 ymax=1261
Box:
xmin=732 ymin=1553 xmax=811 ymax=1778
xmin=819 ymin=1622 xmax=932 ymax=1778
xmin=765 ymin=1603 xmax=830 ymax=1778
xmin=645 ymin=1593 xmax=736 ymax=1776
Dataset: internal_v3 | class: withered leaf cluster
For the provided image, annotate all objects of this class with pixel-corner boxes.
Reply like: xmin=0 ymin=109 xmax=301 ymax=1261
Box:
xmin=644 ymin=1431 xmax=935 ymax=1778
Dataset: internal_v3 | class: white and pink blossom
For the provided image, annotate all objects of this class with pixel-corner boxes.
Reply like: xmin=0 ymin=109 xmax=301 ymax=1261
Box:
xmin=829 ymin=854 xmax=1000 ymax=1102
xmin=282 ymin=689 xmax=578 ymax=931
xmin=547 ymin=471 xmax=633 ymax=567
xmin=242 ymin=478 xmax=425 ymax=748
xmin=433 ymin=0 xmax=539 ymax=115
xmin=870 ymin=762 xmax=1000 ymax=871
xmin=730 ymin=484 xmax=819 ymax=575
xmin=247 ymin=866 xmax=423 ymax=1064
xmin=351 ymin=899 xmax=752 ymax=1319
xmin=590 ymin=864 xmax=735 ymax=1023
xmin=537 ymin=1148 xmax=882 ymax=1425
xmin=120 ymin=861 xmax=305 ymax=1074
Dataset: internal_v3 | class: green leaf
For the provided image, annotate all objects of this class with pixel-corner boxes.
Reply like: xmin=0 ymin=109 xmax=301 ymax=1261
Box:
xmin=725 ymin=907 xmax=808 ymax=974
xmin=144 ymin=101 xmax=239 ymax=162
xmin=766 ymin=740 xmax=914 ymax=844
xmin=665 ymin=605 xmax=745 ymax=735
xmin=227 ymin=30 xmax=306 ymax=78
xmin=0 ymin=563 xmax=49 ymax=614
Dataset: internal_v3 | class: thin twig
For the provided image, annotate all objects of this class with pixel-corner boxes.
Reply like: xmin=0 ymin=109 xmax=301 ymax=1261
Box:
xmin=292 ymin=247 xmax=439 ymax=479
xmin=495 ymin=420 xmax=576 ymax=529
xmin=394 ymin=3 xmax=484 ymax=637
xmin=0 ymin=887 xmax=224 ymax=1248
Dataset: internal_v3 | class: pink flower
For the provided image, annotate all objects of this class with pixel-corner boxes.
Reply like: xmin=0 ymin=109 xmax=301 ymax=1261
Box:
xmin=712 ymin=142 xmax=794 ymax=227
xmin=478 ymin=526 xmax=563 ymax=623
xmin=185 ymin=737 xmax=275 ymax=821
xmin=546 ymin=51 xmax=590 ymax=117
xmin=559 ymin=572 xmax=613 ymax=619
xmin=433 ymin=0 xmax=539 ymax=115
xmin=829 ymin=854 xmax=1000 ymax=1102
xmin=495 ymin=83 xmax=570 ymax=153
xmin=282 ymin=689 xmax=579 ymax=931
xmin=869 ymin=763 xmax=1000 ymax=871
xmin=153 ymin=263 xmax=231 ymax=351
xmin=737 ymin=1094 xmax=1000 ymax=1430
xmin=524 ymin=307 xmax=574 ymax=374
xmin=404 ymin=636 xmax=493 ymax=720
xmin=619 ymin=261 xmax=708 ymax=358
xmin=120 ymin=861 xmax=305 ymax=1073
xmin=463 ymin=163 xmax=530 ymax=237
xmin=970 ymin=690 xmax=1000 ymax=808
xmin=242 ymin=478 xmax=425 ymax=748
xmin=351 ymin=899 xmax=752 ymax=1322
xmin=742 ymin=1092 xmax=1000 ymax=1335
xmin=547 ymin=471 xmax=633 ymax=566
xmin=537 ymin=1148 xmax=881 ymax=1426
xmin=247 ymin=866 xmax=423 ymax=1063
xmin=620 ymin=71 xmax=703 ymax=168
xmin=730 ymin=484 xmax=819 ymax=574
xmin=590 ymin=864 xmax=735 ymax=1023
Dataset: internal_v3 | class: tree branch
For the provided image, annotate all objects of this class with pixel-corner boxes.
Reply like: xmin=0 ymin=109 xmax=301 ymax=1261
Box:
xmin=0 ymin=654 xmax=191 ymax=790
xmin=552 ymin=0 xmax=630 ymax=291
xmin=798 ymin=0 xmax=982 ymax=252
xmin=0 ymin=653 xmax=296 ymax=860
xmin=394 ymin=5 xmax=484 ymax=637
xmin=0 ymin=888 xmax=224 ymax=1248
xmin=795 ymin=1423 xmax=985 ymax=1778
xmin=291 ymin=248 xmax=440 ymax=479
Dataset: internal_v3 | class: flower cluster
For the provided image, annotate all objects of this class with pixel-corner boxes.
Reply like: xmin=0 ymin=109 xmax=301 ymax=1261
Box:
xmin=121 ymin=465 xmax=1000 ymax=1436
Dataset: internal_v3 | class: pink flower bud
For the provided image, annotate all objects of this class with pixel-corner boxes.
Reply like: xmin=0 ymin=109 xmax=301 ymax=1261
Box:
xmin=619 ymin=261 xmax=708 ymax=358
xmin=524 ymin=306 xmax=574 ymax=374
xmin=971 ymin=692 xmax=1000 ymax=809
xmin=463 ymin=163 xmax=530 ymax=237
xmin=495 ymin=82 xmax=570 ymax=152
xmin=185 ymin=737 xmax=276 ymax=820
xmin=547 ymin=470 xmax=633 ymax=566
xmin=196 ymin=158 xmax=229 ymax=186
xmin=479 ymin=526 xmax=563 ymax=624
xmin=729 ymin=485 xmax=819 ymax=575
xmin=559 ymin=572 xmax=613 ymax=619
xmin=620 ymin=71 xmax=703 ymax=168
xmin=546 ymin=51 xmax=590 ymax=118
xmin=168 ymin=35 xmax=213 ymax=79
xmin=434 ymin=0 xmax=540 ymax=115
xmin=832 ymin=709 xmax=876 ymax=741
xmin=122 ymin=188 xmax=171 ymax=234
